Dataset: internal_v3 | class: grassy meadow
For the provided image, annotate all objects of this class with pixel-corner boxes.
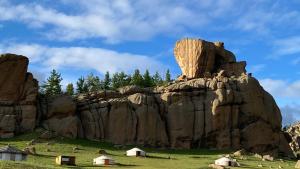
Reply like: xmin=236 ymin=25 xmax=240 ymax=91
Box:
xmin=0 ymin=132 xmax=297 ymax=169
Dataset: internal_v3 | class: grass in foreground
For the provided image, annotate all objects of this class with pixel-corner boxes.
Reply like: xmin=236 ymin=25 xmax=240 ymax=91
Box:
xmin=0 ymin=132 xmax=297 ymax=169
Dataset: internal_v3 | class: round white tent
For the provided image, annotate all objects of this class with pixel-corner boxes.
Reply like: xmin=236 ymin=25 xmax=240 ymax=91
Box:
xmin=0 ymin=145 xmax=27 ymax=161
xmin=215 ymin=157 xmax=240 ymax=167
xmin=126 ymin=148 xmax=146 ymax=157
xmin=93 ymin=155 xmax=115 ymax=165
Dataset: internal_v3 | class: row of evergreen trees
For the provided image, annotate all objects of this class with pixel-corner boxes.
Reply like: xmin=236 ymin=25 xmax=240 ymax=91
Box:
xmin=40 ymin=69 xmax=172 ymax=96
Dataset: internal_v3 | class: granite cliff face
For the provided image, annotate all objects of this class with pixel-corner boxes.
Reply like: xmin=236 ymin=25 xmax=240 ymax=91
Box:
xmin=0 ymin=54 xmax=38 ymax=138
xmin=0 ymin=39 xmax=294 ymax=157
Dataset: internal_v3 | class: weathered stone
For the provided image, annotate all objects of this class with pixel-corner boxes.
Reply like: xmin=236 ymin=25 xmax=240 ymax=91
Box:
xmin=0 ymin=54 xmax=38 ymax=137
xmin=174 ymin=38 xmax=237 ymax=78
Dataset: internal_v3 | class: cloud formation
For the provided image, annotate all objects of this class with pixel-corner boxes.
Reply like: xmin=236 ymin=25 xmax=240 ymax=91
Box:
xmin=0 ymin=43 xmax=166 ymax=75
xmin=1 ymin=0 xmax=299 ymax=43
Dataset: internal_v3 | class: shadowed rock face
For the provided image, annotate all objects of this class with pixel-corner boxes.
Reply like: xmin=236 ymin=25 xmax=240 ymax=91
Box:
xmin=0 ymin=54 xmax=38 ymax=138
xmin=0 ymin=38 xmax=294 ymax=157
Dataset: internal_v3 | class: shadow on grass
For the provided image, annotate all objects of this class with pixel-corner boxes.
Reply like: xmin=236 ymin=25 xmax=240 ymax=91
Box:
xmin=34 ymin=154 xmax=56 ymax=158
xmin=77 ymin=163 xmax=140 ymax=168
xmin=146 ymin=155 xmax=177 ymax=160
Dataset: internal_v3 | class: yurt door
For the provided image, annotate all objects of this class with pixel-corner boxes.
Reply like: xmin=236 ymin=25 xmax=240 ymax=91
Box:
xmin=136 ymin=151 xmax=141 ymax=156
xmin=10 ymin=154 xmax=15 ymax=161
xmin=104 ymin=159 xmax=109 ymax=165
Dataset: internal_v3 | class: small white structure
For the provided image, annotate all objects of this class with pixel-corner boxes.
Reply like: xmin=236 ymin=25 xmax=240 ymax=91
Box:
xmin=0 ymin=145 xmax=27 ymax=161
xmin=215 ymin=157 xmax=240 ymax=167
xmin=93 ymin=155 xmax=115 ymax=165
xmin=126 ymin=148 xmax=146 ymax=157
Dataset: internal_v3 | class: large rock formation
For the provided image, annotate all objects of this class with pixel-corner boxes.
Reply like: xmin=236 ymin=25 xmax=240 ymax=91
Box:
xmin=0 ymin=38 xmax=294 ymax=157
xmin=0 ymin=54 xmax=38 ymax=138
xmin=174 ymin=38 xmax=246 ymax=79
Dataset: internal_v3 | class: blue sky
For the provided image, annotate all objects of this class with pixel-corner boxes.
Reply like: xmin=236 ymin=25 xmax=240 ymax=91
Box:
xmin=1 ymin=0 xmax=300 ymax=125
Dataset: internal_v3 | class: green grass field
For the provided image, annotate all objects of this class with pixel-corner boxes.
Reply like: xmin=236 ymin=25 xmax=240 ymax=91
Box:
xmin=0 ymin=132 xmax=297 ymax=169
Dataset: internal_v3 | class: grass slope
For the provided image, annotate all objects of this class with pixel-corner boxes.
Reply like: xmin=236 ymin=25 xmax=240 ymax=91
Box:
xmin=0 ymin=132 xmax=297 ymax=169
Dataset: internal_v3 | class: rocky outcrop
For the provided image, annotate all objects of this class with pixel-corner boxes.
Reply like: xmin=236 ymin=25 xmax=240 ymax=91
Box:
xmin=174 ymin=38 xmax=245 ymax=79
xmin=0 ymin=54 xmax=38 ymax=138
xmin=285 ymin=123 xmax=300 ymax=156
xmin=73 ymin=74 xmax=291 ymax=156
xmin=0 ymin=38 xmax=293 ymax=157
xmin=39 ymin=95 xmax=82 ymax=138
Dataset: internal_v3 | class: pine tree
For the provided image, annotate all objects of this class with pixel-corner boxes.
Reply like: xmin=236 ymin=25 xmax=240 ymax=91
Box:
xmin=103 ymin=71 xmax=111 ymax=90
xmin=76 ymin=76 xmax=88 ymax=93
xmin=41 ymin=69 xmax=63 ymax=96
xmin=143 ymin=69 xmax=154 ymax=87
xmin=112 ymin=71 xmax=130 ymax=89
xmin=66 ymin=83 xmax=74 ymax=96
xmin=165 ymin=69 xmax=171 ymax=83
xmin=130 ymin=69 xmax=143 ymax=86
xmin=153 ymin=71 xmax=163 ymax=86
xmin=86 ymin=73 xmax=102 ymax=92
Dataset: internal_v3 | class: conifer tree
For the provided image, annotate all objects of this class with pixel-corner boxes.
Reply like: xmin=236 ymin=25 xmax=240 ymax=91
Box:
xmin=85 ymin=73 xmax=102 ymax=92
xmin=112 ymin=71 xmax=130 ymax=89
xmin=165 ymin=69 xmax=171 ymax=83
xmin=130 ymin=69 xmax=143 ymax=86
xmin=143 ymin=69 xmax=154 ymax=87
xmin=41 ymin=69 xmax=63 ymax=96
xmin=103 ymin=71 xmax=111 ymax=90
xmin=153 ymin=71 xmax=163 ymax=86
xmin=66 ymin=83 xmax=74 ymax=95
xmin=76 ymin=76 xmax=88 ymax=93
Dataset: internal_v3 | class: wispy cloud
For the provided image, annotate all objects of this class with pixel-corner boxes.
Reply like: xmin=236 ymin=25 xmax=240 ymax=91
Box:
xmin=248 ymin=64 xmax=265 ymax=73
xmin=3 ymin=0 xmax=298 ymax=43
xmin=281 ymin=104 xmax=300 ymax=126
xmin=259 ymin=78 xmax=300 ymax=99
xmin=0 ymin=0 xmax=209 ymax=43
xmin=271 ymin=36 xmax=300 ymax=58
xmin=0 ymin=43 xmax=167 ymax=75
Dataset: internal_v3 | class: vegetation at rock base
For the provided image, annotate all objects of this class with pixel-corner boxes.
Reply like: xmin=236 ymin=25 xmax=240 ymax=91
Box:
xmin=0 ymin=133 xmax=297 ymax=169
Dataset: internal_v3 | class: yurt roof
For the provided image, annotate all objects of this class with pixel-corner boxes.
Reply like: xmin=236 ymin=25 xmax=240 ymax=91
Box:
xmin=0 ymin=145 xmax=25 ymax=154
xmin=126 ymin=147 xmax=144 ymax=152
xmin=95 ymin=155 xmax=113 ymax=160
xmin=215 ymin=157 xmax=232 ymax=162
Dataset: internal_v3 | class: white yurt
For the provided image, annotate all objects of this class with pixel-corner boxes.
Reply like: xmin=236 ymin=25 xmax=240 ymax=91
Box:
xmin=215 ymin=157 xmax=240 ymax=167
xmin=93 ymin=155 xmax=115 ymax=165
xmin=126 ymin=148 xmax=146 ymax=157
xmin=0 ymin=145 xmax=27 ymax=161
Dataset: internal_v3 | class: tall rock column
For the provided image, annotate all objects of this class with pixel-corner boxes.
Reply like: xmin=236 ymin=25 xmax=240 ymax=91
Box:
xmin=0 ymin=54 xmax=38 ymax=138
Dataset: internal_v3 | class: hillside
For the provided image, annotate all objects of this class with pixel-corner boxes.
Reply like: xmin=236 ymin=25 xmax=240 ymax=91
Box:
xmin=0 ymin=132 xmax=297 ymax=169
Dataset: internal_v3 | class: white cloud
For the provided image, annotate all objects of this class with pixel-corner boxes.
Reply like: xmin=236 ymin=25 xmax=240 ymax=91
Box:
xmin=259 ymin=78 xmax=300 ymax=125
xmin=281 ymin=104 xmax=300 ymax=126
xmin=260 ymin=78 xmax=300 ymax=99
xmin=0 ymin=43 xmax=166 ymax=75
xmin=248 ymin=64 xmax=265 ymax=73
xmin=271 ymin=36 xmax=300 ymax=58
xmin=0 ymin=0 xmax=210 ymax=42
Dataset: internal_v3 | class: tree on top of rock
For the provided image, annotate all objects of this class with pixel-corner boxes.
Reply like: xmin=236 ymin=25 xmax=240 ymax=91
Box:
xmin=153 ymin=71 xmax=163 ymax=86
xmin=130 ymin=69 xmax=144 ymax=86
xmin=66 ymin=83 xmax=74 ymax=96
xmin=103 ymin=71 xmax=111 ymax=90
xmin=165 ymin=69 xmax=171 ymax=83
xmin=85 ymin=73 xmax=102 ymax=92
xmin=76 ymin=76 xmax=88 ymax=94
xmin=143 ymin=69 xmax=154 ymax=87
xmin=112 ymin=71 xmax=131 ymax=89
xmin=41 ymin=69 xmax=63 ymax=96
